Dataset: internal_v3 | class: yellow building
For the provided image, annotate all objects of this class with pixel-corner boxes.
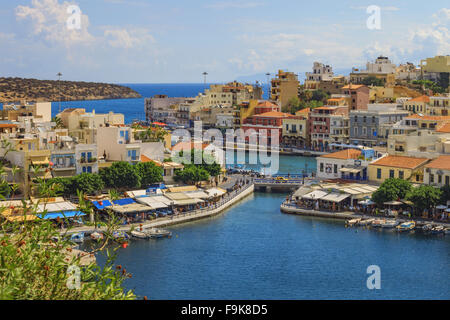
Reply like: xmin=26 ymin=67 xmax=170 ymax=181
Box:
xmin=427 ymin=96 xmax=450 ymax=116
xmin=368 ymin=155 xmax=430 ymax=183
xmin=350 ymin=72 xmax=396 ymax=87
xmin=404 ymin=114 xmax=450 ymax=130
xmin=403 ymin=95 xmax=430 ymax=114
xmin=369 ymin=86 xmax=394 ymax=103
xmin=271 ymin=70 xmax=300 ymax=108
xmin=282 ymin=117 xmax=309 ymax=148
xmin=420 ymin=56 xmax=450 ymax=73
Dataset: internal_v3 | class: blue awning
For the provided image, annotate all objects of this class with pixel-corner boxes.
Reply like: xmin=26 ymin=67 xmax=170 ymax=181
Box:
xmin=92 ymin=200 xmax=113 ymax=210
xmin=39 ymin=211 xmax=86 ymax=220
xmin=112 ymin=198 xmax=135 ymax=206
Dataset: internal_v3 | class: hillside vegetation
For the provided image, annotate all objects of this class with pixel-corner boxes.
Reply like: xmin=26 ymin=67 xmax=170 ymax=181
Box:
xmin=0 ymin=77 xmax=141 ymax=102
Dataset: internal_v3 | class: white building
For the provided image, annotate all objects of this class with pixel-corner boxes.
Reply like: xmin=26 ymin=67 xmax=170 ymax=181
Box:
xmin=365 ymin=56 xmax=396 ymax=74
xmin=97 ymin=126 xmax=141 ymax=163
xmin=424 ymin=155 xmax=450 ymax=187
xmin=305 ymin=62 xmax=334 ymax=81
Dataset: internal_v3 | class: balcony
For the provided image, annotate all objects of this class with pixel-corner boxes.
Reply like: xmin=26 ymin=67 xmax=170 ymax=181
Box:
xmin=313 ymin=121 xmax=327 ymax=126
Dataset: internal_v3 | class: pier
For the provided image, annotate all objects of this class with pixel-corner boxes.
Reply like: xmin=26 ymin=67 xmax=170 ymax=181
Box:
xmin=62 ymin=183 xmax=254 ymax=235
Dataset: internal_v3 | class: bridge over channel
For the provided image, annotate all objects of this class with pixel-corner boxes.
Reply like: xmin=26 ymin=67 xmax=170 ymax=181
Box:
xmin=254 ymin=174 xmax=308 ymax=192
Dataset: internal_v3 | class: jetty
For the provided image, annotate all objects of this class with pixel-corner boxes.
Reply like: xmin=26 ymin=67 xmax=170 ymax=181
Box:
xmin=62 ymin=183 xmax=254 ymax=235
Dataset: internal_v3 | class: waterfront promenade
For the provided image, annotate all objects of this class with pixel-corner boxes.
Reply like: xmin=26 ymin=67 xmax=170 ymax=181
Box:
xmin=62 ymin=182 xmax=254 ymax=235
xmin=280 ymin=201 xmax=450 ymax=228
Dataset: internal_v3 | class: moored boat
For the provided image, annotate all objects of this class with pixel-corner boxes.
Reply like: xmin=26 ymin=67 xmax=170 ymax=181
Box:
xmin=396 ymin=221 xmax=415 ymax=232
xmin=112 ymin=231 xmax=130 ymax=242
xmin=371 ymin=219 xmax=386 ymax=228
xmin=381 ymin=219 xmax=398 ymax=228
xmin=346 ymin=218 xmax=361 ymax=227
xmin=431 ymin=225 xmax=445 ymax=234
xmin=70 ymin=232 xmax=85 ymax=243
xmin=359 ymin=218 xmax=375 ymax=226
xmin=422 ymin=224 xmax=434 ymax=232
xmin=131 ymin=230 xmax=150 ymax=239
xmin=90 ymin=231 xmax=104 ymax=241
xmin=146 ymin=228 xmax=172 ymax=239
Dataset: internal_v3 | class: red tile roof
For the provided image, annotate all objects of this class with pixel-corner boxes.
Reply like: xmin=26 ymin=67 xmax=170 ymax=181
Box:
xmin=370 ymin=155 xmax=429 ymax=169
xmin=425 ymin=155 xmax=450 ymax=171
xmin=252 ymin=111 xmax=293 ymax=118
xmin=407 ymin=95 xmax=430 ymax=103
xmin=436 ymin=122 xmax=450 ymax=133
xmin=172 ymin=141 xmax=210 ymax=151
xmin=406 ymin=114 xmax=450 ymax=121
xmin=320 ymin=149 xmax=361 ymax=160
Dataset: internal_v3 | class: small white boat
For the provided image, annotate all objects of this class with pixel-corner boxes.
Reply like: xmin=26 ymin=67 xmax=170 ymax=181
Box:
xmin=131 ymin=230 xmax=150 ymax=239
xmin=90 ymin=232 xmax=104 ymax=241
xmin=346 ymin=218 xmax=361 ymax=227
xmin=359 ymin=218 xmax=375 ymax=226
xmin=396 ymin=221 xmax=415 ymax=232
xmin=70 ymin=232 xmax=85 ymax=243
xmin=381 ymin=220 xmax=398 ymax=228
xmin=371 ymin=219 xmax=386 ymax=228
xmin=431 ymin=225 xmax=445 ymax=234
xmin=422 ymin=224 xmax=434 ymax=232
xmin=146 ymin=228 xmax=172 ymax=239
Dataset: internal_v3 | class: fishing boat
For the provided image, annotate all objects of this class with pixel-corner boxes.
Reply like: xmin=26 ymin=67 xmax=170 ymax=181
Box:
xmin=90 ymin=232 xmax=104 ymax=241
xmin=131 ymin=230 xmax=150 ymax=239
xmin=70 ymin=232 xmax=85 ymax=244
xmin=359 ymin=218 xmax=375 ymax=226
xmin=371 ymin=219 xmax=386 ymax=228
xmin=422 ymin=224 xmax=434 ymax=233
xmin=346 ymin=218 xmax=361 ymax=227
xmin=396 ymin=221 xmax=415 ymax=232
xmin=431 ymin=225 xmax=445 ymax=234
xmin=112 ymin=231 xmax=130 ymax=242
xmin=146 ymin=228 xmax=172 ymax=239
xmin=381 ymin=220 xmax=398 ymax=228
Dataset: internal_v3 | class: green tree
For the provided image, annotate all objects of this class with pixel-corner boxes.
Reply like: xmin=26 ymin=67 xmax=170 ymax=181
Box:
xmin=371 ymin=178 xmax=412 ymax=206
xmin=361 ymin=76 xmax=385 ymax=87
xmin=135 ymin=162 xmax=163 ymax=187
xmin=45 ymin=177 xmax=75 ymax=197
xmin=175 ymin=149 xmax=221 ymax=178
xmin=174 ymin=165 xmax=210 ymax=185
xmin=311 ymin=89 xmax=329 ymax=103
xmin=73 ymin=173 xmax=105 ymax=195
xmin=283 ymin=96 xmax=301 ymax=114
xmin=406 ymin=185 xmax=442 ymax=214
xmin=99 ymin=162 xmax=141 ymax=190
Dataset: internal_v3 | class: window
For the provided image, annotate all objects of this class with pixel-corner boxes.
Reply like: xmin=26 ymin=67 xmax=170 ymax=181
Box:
xmin=334 ymin=164 xmax=338 ymax=174
xmin=377 ymin=168 xmax=382 ymax=179
xmin=320 ymin=163 xmax=324 ymax=172
xmin=446 ymin=176 xmax=449 ymax=186
xmin=438 ymin=175 xmax=442 ymax=184
xmin=389 ymin=170 xmax=394 ymax=178
xmin=87 ymin=166 xmax=92 ymax=173
xmin=430 ymin=174 xmax=434 ymax=183
xmin=399 ymin=171 xmax=404 ymax=179
xmin=82 ymin=166 xmax=87 ymax=173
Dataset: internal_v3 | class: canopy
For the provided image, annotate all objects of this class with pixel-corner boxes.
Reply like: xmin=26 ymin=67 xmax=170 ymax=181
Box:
xmin=384 ymin=201 xmax=403 ymax=206
xmin=205 ymin=188 xmax=227 ymax=197
xmin=185 ymin=191 xmax=210 ymax=199
xmin=164 ymin=192 xmax=191 ymax=201
xmin=339 ymin=166 xmax=363 ymax=174
xmin=39 ymin=211 xmax=86 ymax=220
xmin=359 ymin=199 xmax=375 ymax=205
xmin=435 ymin=205 xmax=447 ymax=210
xmin=111 ymin=203 xmax=154 ymax=214
xmin=113 ymin=198 xmax=136 ymax=206
xmin=321 ymin=193 xmax=351 ymax=203
xmin=172 ymin=198 xmax=204 ymax=206
xmin=126 ymin=190 xmax=147 ymax=198
xmin=293 ymin=187 xmax=313 ymax=198
xmin=302 ymin=190 xmax=328 ymax=200
xmin=92 ymin=200 xmax=113 ymax=210
xmin=136 ymin=196 xmax=170 ymax=209
xmin=37 ymin=201 xmax=77 ymax=213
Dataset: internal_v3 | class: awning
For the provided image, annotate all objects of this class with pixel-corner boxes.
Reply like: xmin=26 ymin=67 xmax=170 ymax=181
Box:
xmin=37 ymin=201 xmax=77 ymax=213
xmin=340 ymin=167 xmax=363 ymax=174
xmin=39 ymin=211 xmax=86 ymax=220
xmin=126 ymin=190 xmax=147 ymax=198
xmin=164 ymin=192 xmax=191 ymax=201
xmin=172 ymin=198 xmax=204 ymax=206
xmin=205 ymin=188 xmax=227 ymax=197
xmin=184 ymin=191 xmax=210 ymax=199
xmin=302 ymin=190 xmax=329 ymax=200
xmin=384 ymin=201 xmax=403 ymax=206
xmin=111 ymin=203 xmax=154 ymax=214
xmin=321 ymin=193 xmax=351 ymax=203
xmin=136 ymin=196 xmax=170 ymax=209
xmin=293 ymin=187 xmax=313 ymax=198
xmin=92 ymin=200 xmax=113 ymax=210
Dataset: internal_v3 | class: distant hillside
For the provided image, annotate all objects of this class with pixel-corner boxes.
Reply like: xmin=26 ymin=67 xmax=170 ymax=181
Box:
xmin=0 ymin=77 xmax=142 ymax=102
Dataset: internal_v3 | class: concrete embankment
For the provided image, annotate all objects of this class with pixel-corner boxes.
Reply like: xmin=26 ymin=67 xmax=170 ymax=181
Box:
xmin=280 ymin=203 xmax=355 ymax=220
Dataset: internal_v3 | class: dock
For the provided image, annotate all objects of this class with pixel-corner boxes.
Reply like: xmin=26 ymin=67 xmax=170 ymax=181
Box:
xmin=62 ymin=183 xmax=254 ymax=235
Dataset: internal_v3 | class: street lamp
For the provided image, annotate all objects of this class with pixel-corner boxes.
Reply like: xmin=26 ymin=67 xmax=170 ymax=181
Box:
xmin=57 ymin=72 xmax=63 ymax=114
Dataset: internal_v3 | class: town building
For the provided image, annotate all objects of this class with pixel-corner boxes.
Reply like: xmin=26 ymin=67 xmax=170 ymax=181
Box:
xmin=305 ymin=62 xmax=334 ymax=82
xmin=341 ymin=84 xmax=369 ymax=111
xmin=1 ymin=101 xmax=52 ymax=122
xmin=96 ymin=125 xmax=141 ymax=164
xmin=349 ymin=104 xmax=409 ymax=147
xmin=316 ymin=148 xmax=377 ymax=181
xmin=402 ymin=95 xmax=430 ymax=114
xmin=419 ymin=55 xmax=450 ymax=87
xmin=271 ymin=70 xmax=300 ymax=109
xmin=424 ymin=155 xmax=450 ymax=187
xmin=427 ymin=96 xmax=450 ymax=116
xmin=350 ymin=57 xmax=396 ymax=87
xmin=309 ymin=106 xmax=348 ymax=151
xmin=282 ymin=116 xmax=309 ymax=148
xmin=368 ymin=155 xmax=429 ymax=183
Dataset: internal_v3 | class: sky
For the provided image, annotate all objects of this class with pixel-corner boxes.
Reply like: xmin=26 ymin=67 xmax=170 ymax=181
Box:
xmin=0 ymin=0 xmax=449 ymax=83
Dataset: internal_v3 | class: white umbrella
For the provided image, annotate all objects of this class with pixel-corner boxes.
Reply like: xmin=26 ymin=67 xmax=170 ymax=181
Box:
xmin=436 ymin=205 xmax=447 ymax=210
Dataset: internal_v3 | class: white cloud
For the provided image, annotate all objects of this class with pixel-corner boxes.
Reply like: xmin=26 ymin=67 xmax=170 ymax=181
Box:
xmin=103 ymin=27 xmax=155 ymax=49
xmin=206 ymin=1 xmax=265 ymax=9
xmin=15 ymin=0 xmax=94 ymax=46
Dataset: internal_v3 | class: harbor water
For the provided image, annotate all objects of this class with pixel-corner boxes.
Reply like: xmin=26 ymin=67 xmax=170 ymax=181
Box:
xmin=60 ymin=84 xmax=449 ymax=299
